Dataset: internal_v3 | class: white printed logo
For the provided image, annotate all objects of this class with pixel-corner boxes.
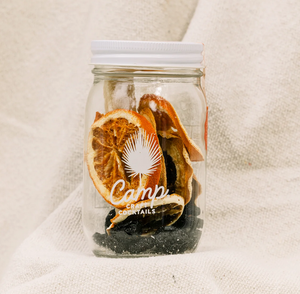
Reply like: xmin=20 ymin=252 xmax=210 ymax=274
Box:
xmin=122 ymin=128 xmax=161 ymax=184
xmin=109 ymin=128 xmax=169 ymax=207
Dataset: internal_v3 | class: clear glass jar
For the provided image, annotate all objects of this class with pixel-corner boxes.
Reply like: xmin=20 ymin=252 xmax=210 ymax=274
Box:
xmin=83 ymin=41 xmax=207 ymax=257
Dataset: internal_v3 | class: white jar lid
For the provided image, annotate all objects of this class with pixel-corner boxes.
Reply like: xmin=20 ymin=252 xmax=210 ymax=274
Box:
xmin=91 ymin=40 xmax=204 ymax=68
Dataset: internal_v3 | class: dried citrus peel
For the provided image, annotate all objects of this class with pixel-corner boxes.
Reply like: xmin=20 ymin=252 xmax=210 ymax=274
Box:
xmin=86 ymin=109 xmax=162 ymax=209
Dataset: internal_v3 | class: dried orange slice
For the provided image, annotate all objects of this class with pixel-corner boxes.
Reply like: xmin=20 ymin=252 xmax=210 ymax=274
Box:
xmin=139 ymin=107 xmax=156 ymax=129
xmin=160 ymin=137 xmax=193 ymax=204
xmin=94 ymin=111 xmax=103 ymax=122
xmin=107 ymin=194 xmax=185 ymax=235
xmin=138 ymin=94 xmax=204 ymax=161
xmin=86 ymin=109 xmax=162 ymax=209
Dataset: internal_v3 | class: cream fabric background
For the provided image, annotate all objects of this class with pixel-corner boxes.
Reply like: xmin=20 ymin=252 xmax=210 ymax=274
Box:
xmin=0 ymin=0 xmax=198 ymax=277
xmin=1 ymin=0 xmax=300 ymax=293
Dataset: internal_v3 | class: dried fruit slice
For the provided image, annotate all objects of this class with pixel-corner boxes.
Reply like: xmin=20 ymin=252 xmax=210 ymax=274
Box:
xmin=157 ymin=130 xmax=180 ymax=139
xmin=107 ymin=194 xmax=185 ymax=235
xmin=94 ymin=111 xmax=104 ymax=122
xmin=160 ymin=137 xmax=194 ymax=204
xmin=139 ymin=107 xmax=156 ymax=129
xmin=138 ymin=94 xmax=204 ymax=161
xmin=86 ymin=109 xmax=162 ymax=209
xmin=140 ymin=107 xmax=167 ymax=190
xmin=157 ymin=155 xmax=167 ymax=189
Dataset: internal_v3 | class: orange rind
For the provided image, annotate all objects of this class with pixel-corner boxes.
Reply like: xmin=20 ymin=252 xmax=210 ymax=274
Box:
xmin=86 ymin=109 xmax=162 ymax=209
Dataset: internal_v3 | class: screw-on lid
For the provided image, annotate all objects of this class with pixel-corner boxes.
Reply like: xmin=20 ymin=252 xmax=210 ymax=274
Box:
xmin=91 ymin=40 xmax=204 ymax=68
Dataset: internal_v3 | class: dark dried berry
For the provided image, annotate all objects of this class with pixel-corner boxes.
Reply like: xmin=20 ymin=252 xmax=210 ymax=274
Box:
xmin=162 ymin=150 xmax=177 ymax=194
xmin=193 ymin=205 xmax=201 ymax=216
xmin=172 ymin=214 xmax=186 ymax=229
xmin=185 ymin=201 xmax=201 ymax=217
xmin=105 ymin=209 xmax=116 ymax=231
xmin=111 ymin=219 xmax=143 ymax=235
xmin=123 ymin=221 xmax=143 ymax=235
xmin=195 ymin=218 xmax=204 ymax=229
xmin=173 ymin=200 xmax=203 ymax=231
xmin=96 ymin=206 xmax=203 ymax=255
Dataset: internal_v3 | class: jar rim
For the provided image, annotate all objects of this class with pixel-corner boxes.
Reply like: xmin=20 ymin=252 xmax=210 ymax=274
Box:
xmin=91 ymin=40 xmax=204 ymax=68
xmin=91 ymin=65 xmax=204 ymax=78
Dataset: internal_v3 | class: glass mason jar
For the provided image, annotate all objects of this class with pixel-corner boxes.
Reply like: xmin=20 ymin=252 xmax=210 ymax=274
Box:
xmin=83 ymin=41 xmax=207 ymax=257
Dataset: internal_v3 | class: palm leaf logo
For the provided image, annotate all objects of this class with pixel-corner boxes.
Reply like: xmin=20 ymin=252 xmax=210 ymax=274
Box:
xmin=122 ymin=128 xmax=161 ymax=185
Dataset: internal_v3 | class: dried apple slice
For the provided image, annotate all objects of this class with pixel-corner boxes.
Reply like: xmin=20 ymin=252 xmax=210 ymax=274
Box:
xmin=107 ymin=194 xmax=185 ymax=235
xmin=139 ymin=107 xmax=156 ymax=129
xmin=160 ymin=137 xmax=194 ymax=204
xmin=138 ymin=94 xmax=204 ymax=161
